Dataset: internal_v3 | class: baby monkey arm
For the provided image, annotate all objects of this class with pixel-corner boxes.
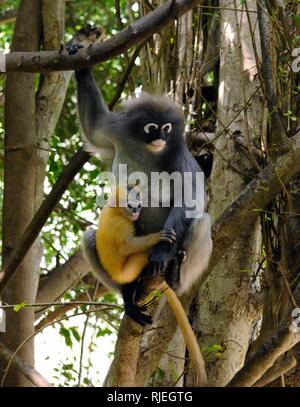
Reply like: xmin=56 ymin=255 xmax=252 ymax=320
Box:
xmin=118 ymin=229 xmax=176 ymax=256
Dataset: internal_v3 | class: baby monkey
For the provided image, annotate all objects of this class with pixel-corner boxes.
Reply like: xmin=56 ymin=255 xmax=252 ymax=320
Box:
xmin=96 ymin=184 xmax=176 ymax=286
xmin=95 ymin=184 xmax=207 ymax=386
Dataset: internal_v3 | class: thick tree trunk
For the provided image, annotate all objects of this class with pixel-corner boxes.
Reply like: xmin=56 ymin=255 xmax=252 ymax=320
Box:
xmin=196 ymin=0 xmax=264 ymax=386
xmin=1 ymin=0 xmax=42 ymax=387
xmin=0 ymin=0 xmax=66 ymax=386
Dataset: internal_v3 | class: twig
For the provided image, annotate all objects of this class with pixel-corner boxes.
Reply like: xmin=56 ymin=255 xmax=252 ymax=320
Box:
xmin=0 ymin=300 xmax=122 ymax=310
xmin=0 ymin=342 xmax=52 ymax=387
xmin=77 ymin=310 xmax=90 ymax=386
xmin=108 ymin=40 xmax=147 ymax=109
xmin=35 ymin=285 xmax=108 ymax=331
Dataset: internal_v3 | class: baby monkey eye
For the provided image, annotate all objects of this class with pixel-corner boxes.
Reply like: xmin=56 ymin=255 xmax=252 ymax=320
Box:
xmin=144 ymin=123 xmax=158 ymax=133
xmin=162 ymin=123 xmax=172 ymax=133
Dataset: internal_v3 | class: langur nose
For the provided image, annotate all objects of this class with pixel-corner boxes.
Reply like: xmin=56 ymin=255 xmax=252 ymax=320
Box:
xmin=160 ymin=129 xmax=167 ymax=138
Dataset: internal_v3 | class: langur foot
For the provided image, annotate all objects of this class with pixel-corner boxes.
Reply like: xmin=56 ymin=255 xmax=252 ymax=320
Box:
xmin=125 ymin=304 xmax=153 ymax=326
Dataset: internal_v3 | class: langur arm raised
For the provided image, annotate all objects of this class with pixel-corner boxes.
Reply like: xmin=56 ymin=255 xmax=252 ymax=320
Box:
xmin=75 ymin=68 xmax=115 ymax=151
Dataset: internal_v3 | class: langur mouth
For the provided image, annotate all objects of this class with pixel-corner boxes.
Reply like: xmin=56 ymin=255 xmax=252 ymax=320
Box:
xmin=130 ymin=213 xmax=140 ymax=221
xmin=147 ymin=139 xmax=166 ymax=152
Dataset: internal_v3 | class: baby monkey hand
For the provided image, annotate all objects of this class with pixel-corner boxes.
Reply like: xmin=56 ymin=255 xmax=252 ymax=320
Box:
xmin=159 ymin=229 xmax=177 ymax=244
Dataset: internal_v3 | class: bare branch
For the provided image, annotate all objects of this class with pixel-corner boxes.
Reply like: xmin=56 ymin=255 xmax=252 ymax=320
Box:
xmin=36 ymin=249 xmax=90 ymax=305
xmin=4 ymin=0 xmax=199 ymax=72
xmin=253 ymin=352 xmax=297 ymax=387
xmin=0 ymin=342 xmax=52 ymax=387
xmin=257 ymin=0 xmax=288 ymax=147
xmin=108 ymin=39 xmax=147 ymax=109
xmin=35 ymin=284 xmax=107 ymax=330
xmin=228 ymin=324 xmax=300 ymax=387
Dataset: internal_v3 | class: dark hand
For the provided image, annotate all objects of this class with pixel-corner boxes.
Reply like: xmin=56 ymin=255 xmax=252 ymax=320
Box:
xmin=148 ymin=244 xmax=173 ymax=277
xmin=159 ymin=228 xmax=176 ymax=244
xmin=66 ymin=44 xmax=84 ymax=55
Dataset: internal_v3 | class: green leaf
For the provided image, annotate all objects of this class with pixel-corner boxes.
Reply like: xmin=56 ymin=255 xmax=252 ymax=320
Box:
xmin=59 ymin=327 xmax=73 ymax=348
xmin=96 ymin=327 xmax=112 ymax=337
xmin=152 ymin=367 xmax=165 ymax=381
xmin=202 ymin=344 xmax=224 ymax=356
xmin=13 ymin=302 xmax=26 ymax=312
xmin=70 ymin=327 xmax=81 ymax=342
xmin=293 ymin=15 xmax=300 ymax=27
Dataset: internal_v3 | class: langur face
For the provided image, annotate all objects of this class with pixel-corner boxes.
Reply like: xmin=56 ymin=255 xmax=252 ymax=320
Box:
xmin=143 ymin=122 xmax=174 ymax=153
xmin=123 ymin=199 xmax=142 ymax=221
xmin=124 ymin=99 xmax=185 ymax=155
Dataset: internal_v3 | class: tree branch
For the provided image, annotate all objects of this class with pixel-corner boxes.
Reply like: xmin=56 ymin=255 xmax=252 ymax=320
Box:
xmin=0 ymin=149 xmax=90 ymax=294
xmin=0 ymin=342 xmax=52 ymax=387
xmin=253 ymin=352 xmax=297 ymax=387
xmin=228 ymin=324 xmax=300 ymax=387
xmin=205 ymin=134 xmax=299 ymax=282
xmin=257 ymin=0 xmax=287 ymax=147
xmin=35 ymin=284 xmax=107 ymax=330
xmin=0 ymin=9 xmax=18 ymax=25
xmin=108 ymin=39 xmax=147 ymax=109
xmin=4 ymin=0 xmax=199 ymax=72
xmin=35 ymin=248 xmax=90 ymax=306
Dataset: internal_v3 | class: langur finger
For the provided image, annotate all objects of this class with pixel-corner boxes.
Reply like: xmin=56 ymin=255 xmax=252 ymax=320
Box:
xmin=160 ymin=236 xmax=177 ymax=244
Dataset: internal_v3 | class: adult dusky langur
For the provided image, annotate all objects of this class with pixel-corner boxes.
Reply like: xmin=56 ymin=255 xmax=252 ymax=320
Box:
xmin=74 ymin=66 xmax=213 ymax=326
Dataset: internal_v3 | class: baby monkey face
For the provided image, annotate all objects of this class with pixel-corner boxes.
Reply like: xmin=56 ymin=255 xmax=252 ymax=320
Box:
xmin=124 ymin=184 xmax=143 ymax=221
xmin=123 ymin=199 xmax=142 ymax=221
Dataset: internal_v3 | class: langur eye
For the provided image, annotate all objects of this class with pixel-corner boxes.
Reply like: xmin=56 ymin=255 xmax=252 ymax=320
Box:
xmin=144 ymin=123 xmax=158 ymax=133
xmin=137 ymin=203 xmax=142 ymax=208
xmin=162 ymin=123 xmax=172 ymax=133
xmin=128 ymin=203 xmax=133 ymax=209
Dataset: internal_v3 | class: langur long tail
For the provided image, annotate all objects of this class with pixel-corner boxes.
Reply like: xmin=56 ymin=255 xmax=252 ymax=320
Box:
xmin=161 ymin=282 xmax=208 ymax=387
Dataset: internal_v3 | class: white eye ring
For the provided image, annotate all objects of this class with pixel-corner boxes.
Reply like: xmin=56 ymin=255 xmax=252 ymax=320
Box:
xmin=162 ymin=123 xmax=172 ymax=133
xmin=144 ymin=123 xmax=158 ymax=133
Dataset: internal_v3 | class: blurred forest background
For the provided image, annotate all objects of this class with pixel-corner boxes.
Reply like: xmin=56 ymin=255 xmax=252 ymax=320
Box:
xmin=0 ymin=0 xmax=299 ymax=387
